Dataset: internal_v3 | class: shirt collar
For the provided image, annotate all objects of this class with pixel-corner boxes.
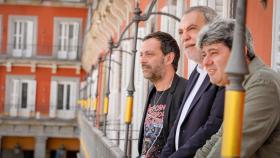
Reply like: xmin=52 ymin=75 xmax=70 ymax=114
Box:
xmin=196 ymin=65 xmax=207 ymax=75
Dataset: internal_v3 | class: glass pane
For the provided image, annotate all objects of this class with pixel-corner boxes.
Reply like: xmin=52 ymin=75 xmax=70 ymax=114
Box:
xmin=19 ymin=22 xmax=22 ymax=49
xmin=21 ymin=82 xmax=28 ymax=108
xmin=230 ymin=0 xmax=237 ymax=18
xmin=63 ymin=24 xmax=68 ymax=51
xmin=66 ymin=84 xmax=70 ymax=110
xmin=57 ymin=84 xmax=64 ymax=110
xmin=13 ymin=36 xmax=17 ymax=49
xmin=69 ymin=24 xmax=74 ymax=52
xmin=23 ymin=22 xmax=27 ymax=50
xmin=13 ymin=21 xmax=17 ymax=49
xmin=69 ymin=24 xmax=74 ymax=39
xmin=58 ymin=24 xmax=62 ymax=51
xmin=64 ymin=40 xmax=67 ymax=52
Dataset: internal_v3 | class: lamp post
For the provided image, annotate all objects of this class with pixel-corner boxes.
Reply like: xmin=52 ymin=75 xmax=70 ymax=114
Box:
xmin=86 ymin=73 xmax=92 ymax=119
xmin=122 ymin=1 xmax=159 ymax=157
xmin=222 ymin=0 xmax=248 ymax=157
xmin=103 ymin=38 xmax=113 ymax=136
xmin=88 ymin=65 xmax=95 ymax=121
xmin=93 ymin=58 xmax=101 ymax=127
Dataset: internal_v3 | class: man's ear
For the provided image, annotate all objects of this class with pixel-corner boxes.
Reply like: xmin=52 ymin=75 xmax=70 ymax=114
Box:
xmin=165 ymin=52 xmax=175 ymax=65
xmin=244 ymin=46 xmax=251 ymax=62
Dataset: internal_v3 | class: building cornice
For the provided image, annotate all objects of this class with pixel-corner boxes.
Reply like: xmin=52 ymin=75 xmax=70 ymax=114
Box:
xmin=81 ymin=0 xmax=133 ymax=72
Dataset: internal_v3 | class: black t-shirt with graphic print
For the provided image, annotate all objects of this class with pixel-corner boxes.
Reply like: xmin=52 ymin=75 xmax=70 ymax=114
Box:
xmin=141 ymin=89 xmax=170 ymax=158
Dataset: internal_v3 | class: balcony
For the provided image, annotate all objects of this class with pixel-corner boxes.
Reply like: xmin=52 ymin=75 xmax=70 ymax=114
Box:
xmin=0 ymin=114 xmax=79 ymax=138
xmin=78 ymin=110 xmax=125 ymax=158
xmin=0 ymin=44 xmax=82 ymax=67
xmin=0 ymin=0 xmax=88 ymax=6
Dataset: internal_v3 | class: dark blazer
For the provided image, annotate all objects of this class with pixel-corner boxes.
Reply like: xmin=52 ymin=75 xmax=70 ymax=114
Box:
xmin=160 ymin=68 xmax=225 ymax=158
xmin=138 ymin=74 xmax=188 ymax=156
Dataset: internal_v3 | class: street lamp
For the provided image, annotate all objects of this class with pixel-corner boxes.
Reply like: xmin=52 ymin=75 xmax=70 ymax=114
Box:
xmin=93 ymin=57 xmax=102 ymax=127
xmin=222 ymin=0 xmax=248 ymax=158
xmin=102 ymin=38 xmax=113 ymax=136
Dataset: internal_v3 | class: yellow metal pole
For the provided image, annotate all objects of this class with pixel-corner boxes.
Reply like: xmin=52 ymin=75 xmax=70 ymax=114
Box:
xmin=103 ymin=96 xmax=109 ymax=114
xmin=222 ymin=0 xmax=248 ymax=157
xmin=87 ymin=98 xmax=91 ymax=109
xmin=124 ymin=96 xmax=133 ymax=124
xmin=93 ymin=97 xmax=97 ymax=111
xmin=222 ymin=91 xmax=245 ymax=157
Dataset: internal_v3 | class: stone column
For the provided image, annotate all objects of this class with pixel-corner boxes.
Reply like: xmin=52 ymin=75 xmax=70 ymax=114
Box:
xmin=34 ymin=136 xmax=47 ymax=158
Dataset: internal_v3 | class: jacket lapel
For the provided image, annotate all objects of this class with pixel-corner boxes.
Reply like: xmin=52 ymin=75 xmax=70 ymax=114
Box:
xmin=138 ymin=85 xmax=155 ymax=154
xmin=177 ymin=68 xmax=199 ymax=117
xmin=185 ymin=76 xmax=211 ymax=117
xmin=162 ymin=74 xmax=178 ymax=140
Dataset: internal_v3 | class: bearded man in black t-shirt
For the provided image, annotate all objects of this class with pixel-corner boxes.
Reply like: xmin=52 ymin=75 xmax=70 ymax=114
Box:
xmin=137 ymin=31 xmax=187 ymax=158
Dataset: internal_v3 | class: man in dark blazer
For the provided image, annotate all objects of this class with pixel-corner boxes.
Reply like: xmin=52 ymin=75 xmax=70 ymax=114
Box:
xmin=137 ymin=32 xmax=187 ymax=157
xmin=160 ymin=6 xmax=225 ymax=158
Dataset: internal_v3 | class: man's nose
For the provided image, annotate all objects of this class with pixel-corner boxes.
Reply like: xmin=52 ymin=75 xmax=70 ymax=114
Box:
xmin=203 ymin=55 xmax=213 ymax=67
xmin=181 ymin=31 xmax=190 ymax=42
xmin=140 ymin=56 xmax=147 ymax=64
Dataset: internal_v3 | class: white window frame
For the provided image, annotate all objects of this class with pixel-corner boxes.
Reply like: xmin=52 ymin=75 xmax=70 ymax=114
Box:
xmin=49 ymin=77 xmax=79 ymax=119
xmin=272 ymin=0 xmax=280 ymax=72
xmin=53 ymin=17 xmax=82 ymax=60
xmin=160 ymin=5 xmax=177 ymax=36
xmin=175 ymin=0 xmax=185 ymax=76
xmin=5 ymin=75 xmax=36 ymax=118
xmin=7 ymin=15 xmax=37 ymax=58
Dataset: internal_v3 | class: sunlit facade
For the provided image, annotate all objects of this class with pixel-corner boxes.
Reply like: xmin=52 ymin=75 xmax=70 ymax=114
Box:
xmin=79 ymin=0 xmax=279 ymax=158
xmin=0 ymin=0 xmax=279 ymax=158
xmin=0 ymin=1 xmax=87 ymax=158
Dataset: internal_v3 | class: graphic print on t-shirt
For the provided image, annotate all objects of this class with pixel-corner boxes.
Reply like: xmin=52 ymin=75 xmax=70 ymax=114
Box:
xmin=141 ymin=90 xmax=168 ymax=158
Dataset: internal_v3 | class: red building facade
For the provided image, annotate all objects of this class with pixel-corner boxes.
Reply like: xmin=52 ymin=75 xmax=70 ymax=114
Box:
xmin=0 ymin=2 xmax=87 ymax=158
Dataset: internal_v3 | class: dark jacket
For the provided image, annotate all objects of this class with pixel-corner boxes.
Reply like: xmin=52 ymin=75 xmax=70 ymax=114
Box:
xmin=160 ymin=69 xmax=225 ymax=158
xmin=138 ymin=73 xmax=188 ymax=156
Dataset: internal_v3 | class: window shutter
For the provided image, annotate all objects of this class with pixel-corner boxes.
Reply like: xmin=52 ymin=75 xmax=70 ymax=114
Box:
xmin=213 ymin=0 xmax=223 ymax=16
xmin=272 ymin=0 xmax=280 ymax=72
xmin=70 ymin=82 xmax=77 ymax=111
xmin=50 ymin=81 xmax=58 ymax=118
xmin=13 ymin=21 xmax=22 ymax=57
xmin=168 ymin=5 xmax=177 ymax=36
xmin=69 ymin=23 xmax=79 ymax=60
xmin=58 ymin=23 xmax=67 ymax=59
xmin=10 ymin=79 xmax=20 ymax=116
xmin=27 ymin=80 xmax=36 ymax=114
xmin=25 ymin=20 xmax=34 ymax=57
xmin=160 ymin=6 xmax=168 ymax=32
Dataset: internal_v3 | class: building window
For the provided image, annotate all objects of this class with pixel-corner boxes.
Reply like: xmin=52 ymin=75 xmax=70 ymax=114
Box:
xmin=49 ymin=77 xmax=79 ymax=119
xmin=21 ymin=82 xmax=28 ymax=109
xmin=56 ymin=83 xmax=71 ymax=110
xmin=5 ymin=76 xmax=36 ymax=117
xmin=229 ymin=0 xmax=237 ymax=18
xmin=160 ymin=5 xmax=177 ymax=36
xmin=54 ymin=18 xmax=82 ymax=60
xmin=272 ymin=0 xmax=280 ymax=72
xmin=8 ymin=16 xmax=37 ymax=58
